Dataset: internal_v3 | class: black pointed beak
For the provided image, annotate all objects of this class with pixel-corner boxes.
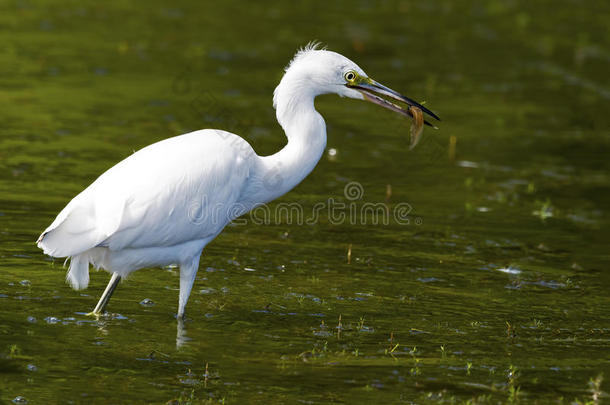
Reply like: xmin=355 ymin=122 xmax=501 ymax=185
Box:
xmin=347 ymin=79 xmax=440 ymax=126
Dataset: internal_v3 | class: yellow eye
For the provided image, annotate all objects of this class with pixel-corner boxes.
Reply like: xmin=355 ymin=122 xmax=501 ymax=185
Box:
xmin=344 ymin=71 xmax=356 ymax=82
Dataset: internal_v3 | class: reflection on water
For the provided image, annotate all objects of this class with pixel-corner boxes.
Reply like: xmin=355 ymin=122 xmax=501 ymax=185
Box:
xmin=176 ymin=318 xmax=191 ymax=349
xmin=1 ymin=0 xmax=609 ymax=403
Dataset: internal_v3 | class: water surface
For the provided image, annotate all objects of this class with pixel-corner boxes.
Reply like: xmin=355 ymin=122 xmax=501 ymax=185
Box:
xmin=1 ymin=0 xmax=609 ymax=403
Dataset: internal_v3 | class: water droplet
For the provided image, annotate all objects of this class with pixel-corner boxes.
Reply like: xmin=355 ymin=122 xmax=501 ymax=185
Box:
xmin=457 ymin=160 xmax=479 ymax=168
xmin=497 ymin=266 xmax=521 ymax=275
xmin=139 ymin=298 xmax=155 ymax=307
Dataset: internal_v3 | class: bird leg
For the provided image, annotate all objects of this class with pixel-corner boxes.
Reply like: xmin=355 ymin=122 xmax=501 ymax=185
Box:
xmin=90 ymin=272 xmax=122 ymax=316
xmin=177 ymin=256 xmax=201 ymax=319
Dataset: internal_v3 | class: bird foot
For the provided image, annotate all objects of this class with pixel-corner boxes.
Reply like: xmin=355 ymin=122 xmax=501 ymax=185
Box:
xmin=85 ymin=310 xmax=102 ymax=318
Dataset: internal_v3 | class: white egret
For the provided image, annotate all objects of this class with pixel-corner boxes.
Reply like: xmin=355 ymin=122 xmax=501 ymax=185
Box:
xmin=37 ymin=43 xmax=439 ymax=318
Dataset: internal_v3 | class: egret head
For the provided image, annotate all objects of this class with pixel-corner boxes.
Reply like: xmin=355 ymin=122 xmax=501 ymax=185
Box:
xmin=275 ymin=43 xmax=440 ymax=128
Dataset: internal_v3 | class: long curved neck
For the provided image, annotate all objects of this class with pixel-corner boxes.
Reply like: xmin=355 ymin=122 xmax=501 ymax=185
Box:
xmin=248 ymin=75 xmax=327 ymax=205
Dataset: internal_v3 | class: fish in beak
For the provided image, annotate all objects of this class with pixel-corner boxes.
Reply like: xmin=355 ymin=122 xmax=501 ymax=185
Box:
xmin=346 ymin=76 xmax=440 ymax=149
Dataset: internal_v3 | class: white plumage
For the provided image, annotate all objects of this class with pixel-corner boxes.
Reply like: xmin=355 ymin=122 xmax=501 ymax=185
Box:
xmin=38 ymin=43 xmax=439 ymax=317
xmin=39 ymin=130 xmax=257 ymax=314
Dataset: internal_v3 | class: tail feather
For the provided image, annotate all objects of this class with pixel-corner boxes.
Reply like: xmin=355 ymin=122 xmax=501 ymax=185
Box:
xmin=37 ymin=204 xmax=105 ymax=258
xmin=66 ymin=254 xmax=90 ymax=290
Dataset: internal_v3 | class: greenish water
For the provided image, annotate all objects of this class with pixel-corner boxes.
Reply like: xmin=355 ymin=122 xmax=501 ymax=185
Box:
xmin=1 ymin=0 xmax=609 ymax=403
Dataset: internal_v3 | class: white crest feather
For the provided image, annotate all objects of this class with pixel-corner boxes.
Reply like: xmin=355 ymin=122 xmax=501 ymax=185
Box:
xmin=284 ymin=41 xmax=327 ymax=72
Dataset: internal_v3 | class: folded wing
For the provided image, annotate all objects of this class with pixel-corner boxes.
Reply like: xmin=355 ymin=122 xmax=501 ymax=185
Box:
xmin=38 ymin=129 xmax=253 ymax=258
